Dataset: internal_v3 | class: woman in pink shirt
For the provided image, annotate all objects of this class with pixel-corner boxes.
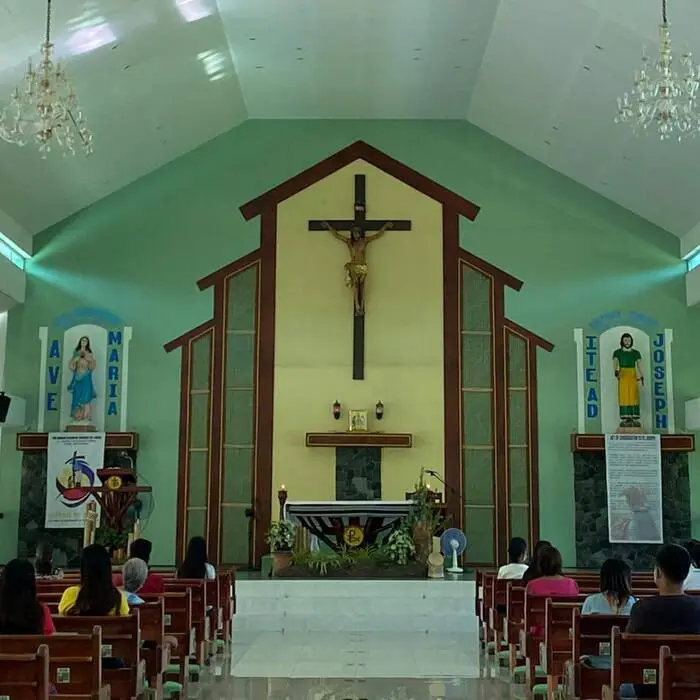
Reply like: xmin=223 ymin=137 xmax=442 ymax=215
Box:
xmin=526 ymin=545 xmax=579 ymax=636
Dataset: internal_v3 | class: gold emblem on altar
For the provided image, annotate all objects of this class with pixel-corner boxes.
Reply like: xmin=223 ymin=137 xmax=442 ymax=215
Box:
xmin=105 ymin=475 xmax=123 ymax=491
xmin=343 ymin=525 xmax=364 ymax=547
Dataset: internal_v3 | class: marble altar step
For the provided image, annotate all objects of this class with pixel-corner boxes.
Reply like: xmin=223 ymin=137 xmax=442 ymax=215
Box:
xmin=234 ymin=579 xmax=477 ymax=634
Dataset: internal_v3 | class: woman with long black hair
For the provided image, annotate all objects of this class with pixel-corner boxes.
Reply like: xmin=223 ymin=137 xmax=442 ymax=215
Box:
xmin=177 ymin=536 xmax=216 ymax=580
xmin=0 ymin=559 xmax=55 ymax=635
xmin=58 ymin=544 xmax=129 ymax=616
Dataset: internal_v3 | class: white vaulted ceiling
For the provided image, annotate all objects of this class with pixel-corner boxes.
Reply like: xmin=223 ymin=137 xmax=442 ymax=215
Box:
xmin=0 ymin=0 xmax=699 ymax=238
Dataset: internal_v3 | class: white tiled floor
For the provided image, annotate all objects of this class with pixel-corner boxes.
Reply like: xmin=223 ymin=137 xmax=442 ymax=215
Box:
xmin=231 ymin=631 xmax=481 ymax=678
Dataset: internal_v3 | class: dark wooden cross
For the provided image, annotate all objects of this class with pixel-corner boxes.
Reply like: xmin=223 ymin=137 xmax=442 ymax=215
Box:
xmin=308 ymin=174 xmax=411 ymax=380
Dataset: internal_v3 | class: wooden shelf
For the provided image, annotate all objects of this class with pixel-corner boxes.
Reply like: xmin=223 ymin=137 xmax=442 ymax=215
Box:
xmin=306 ymin=432 xmax=412 ymax=448
xmin=16 ymin=432 xmax=139 ymax=453
xmin=570 ymin=433 xmax=694 ymax=453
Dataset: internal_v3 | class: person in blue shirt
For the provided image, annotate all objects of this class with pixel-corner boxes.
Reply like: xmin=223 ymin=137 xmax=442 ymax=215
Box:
xmin=582 ymin=558 xmax=636 ymax=616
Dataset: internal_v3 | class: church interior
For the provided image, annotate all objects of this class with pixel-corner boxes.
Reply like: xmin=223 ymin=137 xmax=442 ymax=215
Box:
xmin=1 ymin=0 xmax=700 ymax=698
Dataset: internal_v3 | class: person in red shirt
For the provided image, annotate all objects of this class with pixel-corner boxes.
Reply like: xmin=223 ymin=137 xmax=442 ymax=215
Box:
xmin=0 ymin=558 xmax=55 ymax=636
xmin=114 ymin=539 xmax=164 ymax=594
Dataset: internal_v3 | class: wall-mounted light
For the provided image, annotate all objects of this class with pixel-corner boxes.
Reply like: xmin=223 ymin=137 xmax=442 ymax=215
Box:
xmin=333 ymin=400 xmax=341 ymax=420
xmin=375 ymin=401 xmax=384 ymax=420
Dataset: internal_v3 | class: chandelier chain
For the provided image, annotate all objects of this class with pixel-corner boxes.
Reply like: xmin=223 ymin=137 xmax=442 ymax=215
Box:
xmin=45 ymin=0 xmax=52 ymax=45
xmin=662 ymin=0 xmax=667 ymax=24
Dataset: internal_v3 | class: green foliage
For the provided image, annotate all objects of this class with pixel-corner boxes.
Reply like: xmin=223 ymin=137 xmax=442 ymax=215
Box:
xmin=289 ymin=543 xmax=395 ymax=576
xmin=94 ymin=526 xmax=128 ymax=553
xmin=406 ymin=471 xmax=444 ymax=535
xmin=266 ymin=520 xmax=296 ymax=552
xmin=385 ymin=528 xmax=416 ymax=565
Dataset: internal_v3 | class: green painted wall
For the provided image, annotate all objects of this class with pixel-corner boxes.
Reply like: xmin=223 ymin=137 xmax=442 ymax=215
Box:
xmin=0 ymin=120 xmax=696 ymax=565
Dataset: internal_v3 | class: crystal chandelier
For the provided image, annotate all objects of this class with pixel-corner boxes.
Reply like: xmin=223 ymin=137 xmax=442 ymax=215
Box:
xmin=615 ymin=0 xmax=700 ymax=140
xmin=0 ymin=0 xmax=93 ymax=156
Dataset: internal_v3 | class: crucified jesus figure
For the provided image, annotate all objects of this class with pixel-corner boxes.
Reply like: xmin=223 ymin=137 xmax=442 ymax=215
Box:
xmin=322 ymin=220 xmax=393 ymax=315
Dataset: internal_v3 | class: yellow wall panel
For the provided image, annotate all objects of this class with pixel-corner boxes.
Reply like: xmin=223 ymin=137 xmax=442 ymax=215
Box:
xmin=272 ymin=161 xmax=445 ymax=514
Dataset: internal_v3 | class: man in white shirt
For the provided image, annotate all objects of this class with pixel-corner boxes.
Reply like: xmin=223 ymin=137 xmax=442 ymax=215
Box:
xmin=497 ymin=537 xmax=528 ymax=579
xmin=683 ymin=540 xmax=700 ymax=590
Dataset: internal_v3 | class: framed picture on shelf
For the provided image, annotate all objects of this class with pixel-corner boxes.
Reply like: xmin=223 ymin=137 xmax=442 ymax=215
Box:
xmin=348 ymin=409 xmax=368 ymax=432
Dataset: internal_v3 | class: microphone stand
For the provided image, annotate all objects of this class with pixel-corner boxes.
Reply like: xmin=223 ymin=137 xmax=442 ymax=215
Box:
xmin=424 ymin=470 xmax=461 ymax=501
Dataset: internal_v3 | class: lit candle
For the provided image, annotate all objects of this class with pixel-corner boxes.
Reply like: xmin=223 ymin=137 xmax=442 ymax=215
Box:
xmin=280 ymin=484 xmax=286 ymax=491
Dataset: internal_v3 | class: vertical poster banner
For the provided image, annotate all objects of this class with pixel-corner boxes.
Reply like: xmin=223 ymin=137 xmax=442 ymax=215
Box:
xmin=606 ymin=434 xmax=663 ymax=544
xmin=45 ymin=432 xmax=105 ymax=529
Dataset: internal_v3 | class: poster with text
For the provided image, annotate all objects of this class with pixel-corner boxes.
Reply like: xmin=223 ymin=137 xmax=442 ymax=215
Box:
xmin=45 ymin=432 xmax=105 ymax=529
xmin=606 ymin=433 xmax=663 ymax=544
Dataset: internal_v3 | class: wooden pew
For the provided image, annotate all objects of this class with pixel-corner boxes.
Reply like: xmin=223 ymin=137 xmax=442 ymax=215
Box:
xmin=164 ymin=579 xmax=208 ymax=664
xmin=480 ymin=572 xmax=496 ymax=646
xmin=658 ymin=645 xmax=700 ymax=700
xmin=520 ymin=593 xmax=585 ymax=689
xmin=0 ymin=627 xmax=107 ymax=700
xmin=602 ymin=626 xmax=700 ymax=700
xmin=504 ymin=584 xmax=526 ymax=672
xmin=54 ymin=614 xmax=145 ymax=700
xmin=0 ymin=645 xmax=50 ymax=700
xmin=137 ymin=599 xmax=168 ymax=698
xmin=565 ymin=608 xmax=629 ymax=700
xmin=487 ymin=577 xmax=510 ymax=653
xmin=540 ymin=598 xmax=584 ymax=699
xmin=141 ymin=591 xmax=191 ymax=693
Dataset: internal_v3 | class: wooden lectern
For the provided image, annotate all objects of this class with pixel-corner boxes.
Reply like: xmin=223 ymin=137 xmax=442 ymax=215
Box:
xmin=83 ymin=467 xmax=152 ymax=533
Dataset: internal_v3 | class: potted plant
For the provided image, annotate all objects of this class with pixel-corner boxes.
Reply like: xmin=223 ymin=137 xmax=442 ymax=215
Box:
xmin=266 ymin=520 xmax=296 ymax=575
xmin=407 ymin=474 xmax=444 ymax=565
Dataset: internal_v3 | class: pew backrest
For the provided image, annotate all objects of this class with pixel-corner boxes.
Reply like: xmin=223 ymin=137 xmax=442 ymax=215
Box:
xmin=0 ymin=645 xmax=50 ymax=700
xmin=611 ymin=626 xmax=700 ymax=690
xmin=53 ymin=614 xmax=142 ymax=700
xmin=658 ymin=645 xmax=700 ymax=700
xmin=571 ymin=607 xmax=629 ymax=659
xmin=0 ymin=628 xmax=102 ymax=697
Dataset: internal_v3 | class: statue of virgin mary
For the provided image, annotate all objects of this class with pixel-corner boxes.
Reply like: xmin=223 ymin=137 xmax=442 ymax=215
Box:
xmin=67 ymin=336 xmax=97 ymax=422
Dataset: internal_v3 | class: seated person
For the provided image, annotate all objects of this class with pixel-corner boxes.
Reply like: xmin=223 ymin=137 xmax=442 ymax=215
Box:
xmin=121 ymin=558 xmax=147 ymax=606
xmin=34 ymin=542 xmax=63 ymax=580
xmin=114 ymin=539 xmax=164 ymax=593
xmin=177 ymin=536 xmax=216 ymax=580
xmin=0 ymin=558 xmax=55 ymax=635
xmin=498 ymin=537 xmax=528 ymax=580
xmin=521 ymin=540 xmax=551 ymax=584
xmin=580 ymin=558 xmax=635 ymax=671
xmin=526 ymin=545 xmax=579 ymax=637
xmin=583 ymin=558 xmax=636 ymax=615
xmin=683 ymin=540 xmax=700 ymax=590
xmin=620 ymin=544 xmax=700 ymax=699
xmin=59 ymin=544 xmax=129 ymax=616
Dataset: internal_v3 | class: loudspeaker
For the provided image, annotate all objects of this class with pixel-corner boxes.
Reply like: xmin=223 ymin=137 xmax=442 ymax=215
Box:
xmin=0 ymin=392 xmax=10 ymax=423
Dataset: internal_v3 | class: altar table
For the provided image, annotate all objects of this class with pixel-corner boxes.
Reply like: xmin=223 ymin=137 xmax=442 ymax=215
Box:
xmin=283 ymin=500 xmax=412 ymax=550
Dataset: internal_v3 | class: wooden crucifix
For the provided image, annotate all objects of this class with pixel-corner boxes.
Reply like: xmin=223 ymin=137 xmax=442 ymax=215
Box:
xmin=308 ymin=174 xmax=411 ymax=380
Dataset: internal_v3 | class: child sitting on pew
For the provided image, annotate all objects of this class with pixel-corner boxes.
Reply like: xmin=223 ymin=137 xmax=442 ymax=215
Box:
xmin=59 ymin=544 xmax=129 ymax=616
xmin=0 ymin=559 xmax=55 ymax=635
xmin=582 ymin=558 xmax=636 ymax=615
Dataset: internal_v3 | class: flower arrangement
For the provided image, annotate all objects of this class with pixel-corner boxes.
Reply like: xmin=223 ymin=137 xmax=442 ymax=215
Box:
xmin=266 ymin=520 xmax=296 ymax=553
xmin=385 ymin=527 xmax=416 ymax=566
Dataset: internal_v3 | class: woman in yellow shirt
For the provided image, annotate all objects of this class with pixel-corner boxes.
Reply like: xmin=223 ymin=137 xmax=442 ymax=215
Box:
xmin=59 ymin=544 xmax=129 ymax=616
